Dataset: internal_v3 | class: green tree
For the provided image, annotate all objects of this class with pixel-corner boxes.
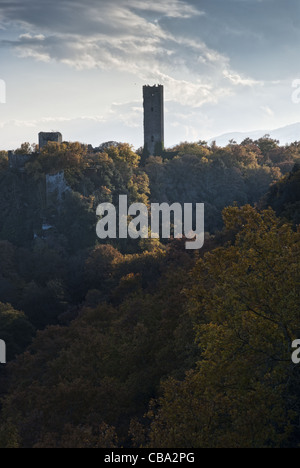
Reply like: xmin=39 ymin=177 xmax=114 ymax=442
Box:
xmin=0 ymin=302 xmax=34 ymax=360
xmin=146 ymin=206 xmax=300 ymax=448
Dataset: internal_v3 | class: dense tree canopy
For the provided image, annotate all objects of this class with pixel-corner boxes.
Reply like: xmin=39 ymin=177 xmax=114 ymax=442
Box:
xmin=145 ymin=206 xmax=300 ymax=448
xmin=0 ymin=138 xmax=299 ymax=448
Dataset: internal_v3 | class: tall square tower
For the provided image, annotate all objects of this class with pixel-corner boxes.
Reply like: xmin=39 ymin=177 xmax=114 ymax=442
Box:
xmin=143 ymin=85 xmax=164 ymax=156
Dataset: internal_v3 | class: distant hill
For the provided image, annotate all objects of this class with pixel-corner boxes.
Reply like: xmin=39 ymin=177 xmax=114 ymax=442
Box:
xmin=209 ymin=122 xmax=300 ymax=146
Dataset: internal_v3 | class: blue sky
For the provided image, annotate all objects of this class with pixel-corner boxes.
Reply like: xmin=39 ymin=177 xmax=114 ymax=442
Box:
xmin=0 ymin=0 xmax=300 ymax=150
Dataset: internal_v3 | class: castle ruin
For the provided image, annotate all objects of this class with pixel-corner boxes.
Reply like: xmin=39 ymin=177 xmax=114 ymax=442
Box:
xmin=46 ymin=171 xmax=70 ymax=204
xmin=143 ymin=85 xmax=164 ymax=156
xmin=8 ymin=132 xmax=64 ymax=171
xmin=8 ymin=151 xmax=31 ymax=171
xmin=39 ymin=132 xmax=63 ymax=149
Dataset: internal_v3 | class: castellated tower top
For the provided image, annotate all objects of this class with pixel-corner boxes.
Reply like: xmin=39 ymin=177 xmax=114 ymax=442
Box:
xmin=39 ymin=132 xmax=63 ymax=149
xmin=143 ymin=85 xmax=164 ymax=156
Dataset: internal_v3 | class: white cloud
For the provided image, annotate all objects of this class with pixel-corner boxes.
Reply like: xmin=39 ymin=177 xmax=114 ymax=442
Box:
xmin=223 ymin=70 xmax=263 ymax=87
xmin=1 ymin=0 xmax=283 ymax=152
xmin=127 ymin=0 xmax=204 ymax=18
xmin=0 ymin=0 xmax=264 ymax=110
xmin=260 ymin=105 xmax=274 ymax=117
xmin=19 ymin=33 xmax=45 ymax=41
xmin=16 ymin=47 xmax=51 ymax=62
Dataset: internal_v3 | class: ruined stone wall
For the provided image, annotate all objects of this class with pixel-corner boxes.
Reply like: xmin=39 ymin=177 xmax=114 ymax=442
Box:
xmin=46 ymin=171 xmax=70 ymax=203
xmin=8 ymin=151 xmax=31 ymax=170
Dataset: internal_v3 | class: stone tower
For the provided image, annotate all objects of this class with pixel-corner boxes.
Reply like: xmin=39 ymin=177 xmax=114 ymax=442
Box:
xmin=39 ymin=132 xmax=63 ymax=149
xmin=143 ymin=85 xmax=164 ymax=156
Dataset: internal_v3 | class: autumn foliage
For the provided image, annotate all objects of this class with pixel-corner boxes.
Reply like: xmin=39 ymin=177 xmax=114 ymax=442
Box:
xmin=0 ymin=139 xmax=299 ymax=448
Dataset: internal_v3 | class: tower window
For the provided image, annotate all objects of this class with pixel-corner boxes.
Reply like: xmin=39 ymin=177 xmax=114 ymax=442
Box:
xmin=151 ymin=107 xmax=154 ymax=112
xmin=151 ymin=136 xmax=154 ymax=142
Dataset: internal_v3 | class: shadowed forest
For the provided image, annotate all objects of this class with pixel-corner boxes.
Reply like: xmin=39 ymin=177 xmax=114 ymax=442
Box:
xmin=0 ymin=136 xmax=299 ymax=448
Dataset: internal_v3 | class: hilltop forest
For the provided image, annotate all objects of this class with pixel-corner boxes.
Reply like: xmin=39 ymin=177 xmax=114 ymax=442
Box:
xmin=0 ymin=136 xmax=299 ymax=448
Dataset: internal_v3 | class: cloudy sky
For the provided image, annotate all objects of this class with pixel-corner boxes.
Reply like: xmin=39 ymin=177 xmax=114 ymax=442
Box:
xmin=0 ymin=0 xmax=300 ymax=150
